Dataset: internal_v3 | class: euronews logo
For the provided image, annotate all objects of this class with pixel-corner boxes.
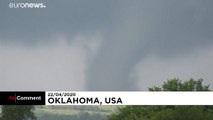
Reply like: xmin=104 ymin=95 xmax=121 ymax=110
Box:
xmin=9 ymin=2 xmax=46 ymax=8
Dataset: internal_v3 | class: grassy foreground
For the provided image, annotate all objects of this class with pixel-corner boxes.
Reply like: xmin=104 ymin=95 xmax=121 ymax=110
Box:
xmin=34 ymin=106 xmax=118 ymax=120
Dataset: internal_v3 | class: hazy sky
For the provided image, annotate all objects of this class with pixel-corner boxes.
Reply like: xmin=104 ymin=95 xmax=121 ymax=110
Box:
xmin=0 ymin=0 xmax=213 ymax=90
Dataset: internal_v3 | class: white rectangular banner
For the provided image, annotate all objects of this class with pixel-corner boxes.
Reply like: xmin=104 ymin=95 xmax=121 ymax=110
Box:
xmin=46 ymin=91 xmax=213 ymax=105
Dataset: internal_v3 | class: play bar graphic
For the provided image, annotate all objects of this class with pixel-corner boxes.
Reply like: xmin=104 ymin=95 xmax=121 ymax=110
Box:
xmin=0 ymin=91 xmax=213 ymax=105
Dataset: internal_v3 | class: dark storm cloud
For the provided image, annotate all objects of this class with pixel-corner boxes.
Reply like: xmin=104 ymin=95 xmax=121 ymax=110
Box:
xmin=0 ymin=0 xmax=213 ymax=90
xmin=0 ymin=0 xmax=116 ymax=44
xmin=86 ymin=0 xmax=213 ymax=90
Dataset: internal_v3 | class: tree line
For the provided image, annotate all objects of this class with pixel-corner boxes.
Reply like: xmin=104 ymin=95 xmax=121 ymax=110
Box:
xmin=108 ymin=78 xmax=213 ymax=120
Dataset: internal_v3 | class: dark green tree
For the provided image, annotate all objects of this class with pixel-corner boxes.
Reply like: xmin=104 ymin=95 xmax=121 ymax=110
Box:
xmin=108 ymin=78 xmax=213 ymax=120
xmin=149 ymin=78 xmax=209 ymax=91
xmin=0 ymin=105 xmax=36 ymax=120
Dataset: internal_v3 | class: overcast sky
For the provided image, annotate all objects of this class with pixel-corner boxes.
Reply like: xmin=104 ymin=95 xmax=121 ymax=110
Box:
xmin=0 ymin=0 xmax=213 ymax=91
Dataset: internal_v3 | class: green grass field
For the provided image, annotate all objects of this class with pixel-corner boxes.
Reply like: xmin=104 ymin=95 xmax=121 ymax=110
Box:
xmin=34 ymin=106 xmax=119 ymax=120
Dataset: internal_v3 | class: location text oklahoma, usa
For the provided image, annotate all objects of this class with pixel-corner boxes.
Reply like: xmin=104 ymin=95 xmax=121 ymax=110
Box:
xmin=48 ymin=97 xmax=123 ymax=105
